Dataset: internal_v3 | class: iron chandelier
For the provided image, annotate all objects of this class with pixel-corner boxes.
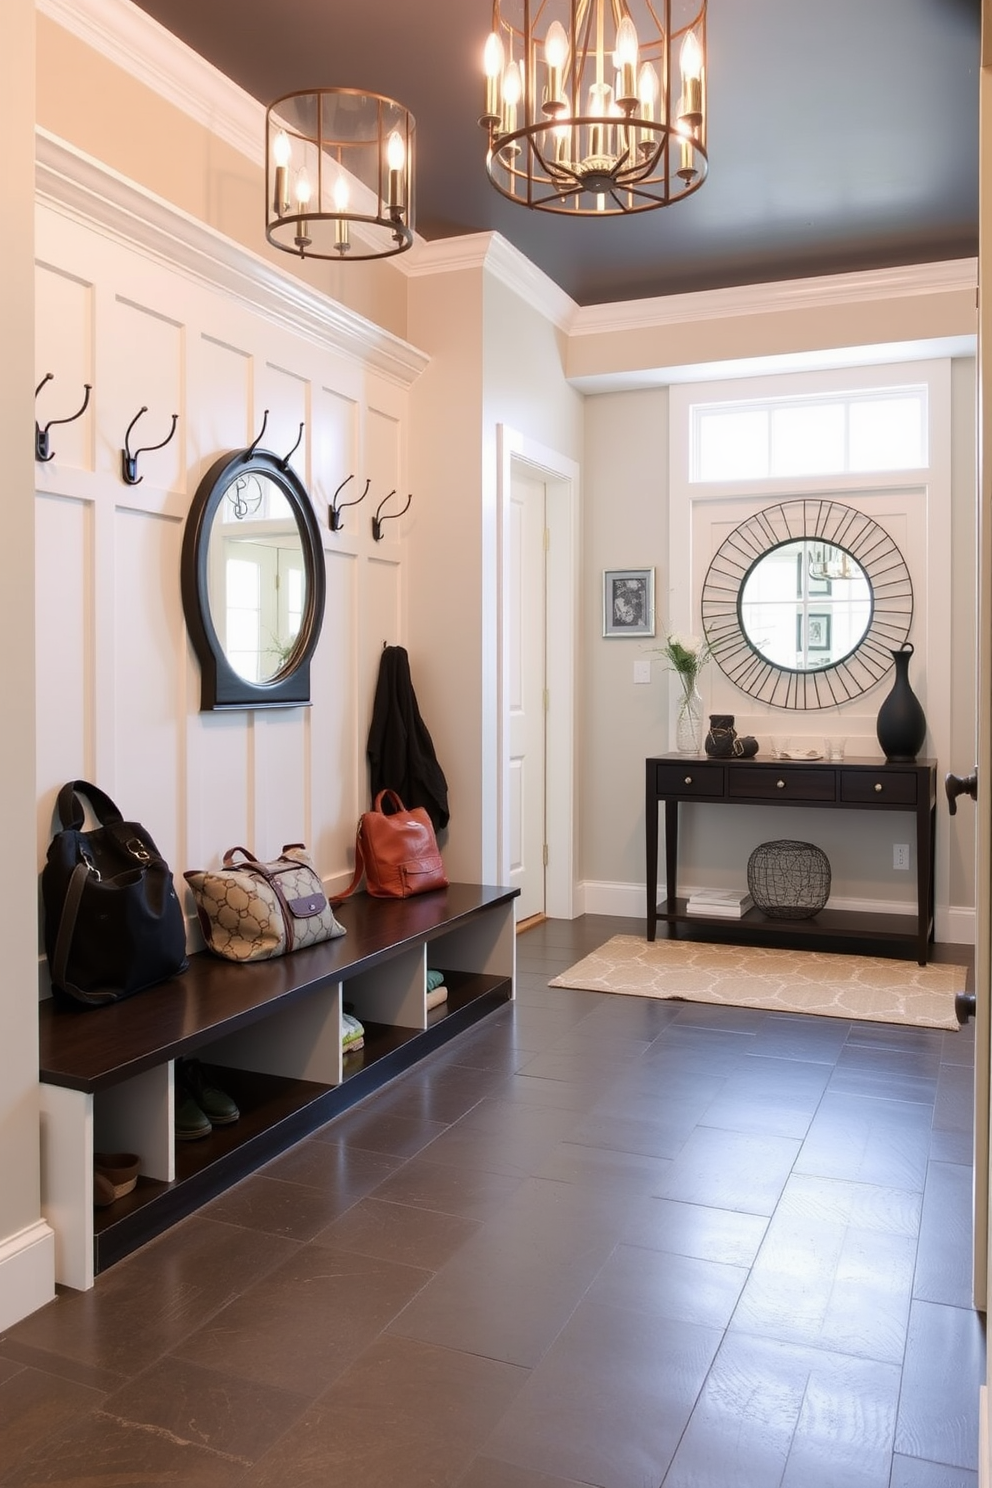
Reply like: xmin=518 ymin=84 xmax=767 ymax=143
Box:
xmin=480 ymin=0 xmax=707 ymax=215
xmin=265 ymin=87 xmax=415 ymax=261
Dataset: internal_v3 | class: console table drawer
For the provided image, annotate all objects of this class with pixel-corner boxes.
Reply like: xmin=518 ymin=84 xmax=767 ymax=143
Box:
xmin=655 ymin=763 xmax=726 ymax=797
xmin=729 ymin=766 xmax=836 ymax=803
xmin=841 ymin=772 xmax=918 ymax=805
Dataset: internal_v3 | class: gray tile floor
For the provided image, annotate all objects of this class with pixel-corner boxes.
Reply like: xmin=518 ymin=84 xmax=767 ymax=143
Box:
xmin=0 ymin=915 xmax=985 ymax=1486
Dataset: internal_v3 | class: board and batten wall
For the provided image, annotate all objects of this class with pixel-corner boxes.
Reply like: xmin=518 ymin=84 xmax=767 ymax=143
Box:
xmin=34 ymin=136 xmax=428 ymax=974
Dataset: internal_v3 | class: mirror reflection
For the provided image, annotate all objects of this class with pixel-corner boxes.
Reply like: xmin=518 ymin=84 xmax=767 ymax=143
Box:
xmin=739 ymin=539 xmax=872 ymax=672
xmin=205 ymin=471 xmax=307 ymax=684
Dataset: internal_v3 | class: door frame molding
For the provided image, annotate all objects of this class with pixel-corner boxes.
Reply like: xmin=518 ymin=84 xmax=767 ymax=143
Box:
xmin=497 ymin=425 xmax=579 ymax=920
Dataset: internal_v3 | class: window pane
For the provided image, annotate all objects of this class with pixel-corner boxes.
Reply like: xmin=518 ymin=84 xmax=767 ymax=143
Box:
xmin=226 ymin=558 xmax=260 ymax=607
xmin=770 ymin=403 xmax=845 ymax=477
xmin=849 ymin=394 xmax=925 ymax=471
xmin=697 ymin=409 xmax=768 ymax=481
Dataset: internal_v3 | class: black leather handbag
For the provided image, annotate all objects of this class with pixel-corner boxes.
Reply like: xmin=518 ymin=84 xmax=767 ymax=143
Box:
xmin=42 ymin=781 xmax=189 ymax=1007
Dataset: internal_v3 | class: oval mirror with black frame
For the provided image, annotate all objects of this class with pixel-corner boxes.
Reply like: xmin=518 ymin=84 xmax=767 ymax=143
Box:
xmin=181 ymin=448 xmax=326 ymax=710
xmin=700 ymin=499 xmax=913 ymax=709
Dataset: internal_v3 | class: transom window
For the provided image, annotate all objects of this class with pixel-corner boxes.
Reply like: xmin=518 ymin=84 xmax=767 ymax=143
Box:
xmin=691 ymin=386 xmax=927 ymax=483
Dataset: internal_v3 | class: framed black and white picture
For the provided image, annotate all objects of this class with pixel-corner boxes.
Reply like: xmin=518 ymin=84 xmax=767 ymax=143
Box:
xmin=603 ymin=568 xmax=655 ymax=638
xmin=798 ymin=612 xmax=832 ymax=653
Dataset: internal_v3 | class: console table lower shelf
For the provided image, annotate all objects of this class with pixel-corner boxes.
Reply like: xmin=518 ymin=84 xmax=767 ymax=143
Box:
xmin=39 ymin=883 xmax=517 ymax=1290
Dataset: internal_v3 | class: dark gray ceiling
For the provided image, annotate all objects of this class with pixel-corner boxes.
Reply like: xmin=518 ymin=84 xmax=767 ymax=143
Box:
xmin=131 ymin=0 xmax=981 ymax=307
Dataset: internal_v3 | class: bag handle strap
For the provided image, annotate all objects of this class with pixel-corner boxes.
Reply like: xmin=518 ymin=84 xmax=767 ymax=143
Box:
xmin=50 ymin=861 xmax=110 ymax=1005
xmin=330 ymin=828 xmax=366 ymax=905
xmin=56 ymin=780 xmax=125 ymax=832
xmin=373 ymin=789 xmax=407 ymax=817
xmin=219 ymin=846 xmax=303 ymax=950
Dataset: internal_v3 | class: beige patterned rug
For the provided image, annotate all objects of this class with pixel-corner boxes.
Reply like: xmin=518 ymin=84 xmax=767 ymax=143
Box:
xmin=548 ymin=935 xmax=967 ymax=1030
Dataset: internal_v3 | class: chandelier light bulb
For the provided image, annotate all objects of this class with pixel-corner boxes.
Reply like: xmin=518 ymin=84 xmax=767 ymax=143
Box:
xmin=545 ymin=20 xmax=568 ymax=69
xmin=615 ymin=16 xmax=639 ymax=104
xmin=544 ymin=19 xmax=569 ymax=113
xmin=638 ymin=60 xmax=659 ymax=128
xmin=292 ymin=167 xmax=312 ymax=253
xmin=272 ymin=129 xmax=291 ymax=216
xmin=680 ymin=29 xmax=703 ymax=80
xmin=387 ymin=130 xmax=406 ymax=172
xmin=679 ymin=29 xmax=703 ymax=125
xmin=333 ymin=174 xmax=350 ymax=252
xmin=484 ymin=30 xmax=505 ymax=77
xmin=386 ymin=129 xmax=406 ymax=213
xmin=483 ymin=30 xmax=505 ymax=121
xmin=503 ymin=58 xmax=522 ymax=133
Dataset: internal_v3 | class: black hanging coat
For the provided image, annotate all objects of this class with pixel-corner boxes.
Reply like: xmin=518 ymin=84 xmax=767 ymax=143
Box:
xmin=367 ymin=646 xmax=450 ymax=831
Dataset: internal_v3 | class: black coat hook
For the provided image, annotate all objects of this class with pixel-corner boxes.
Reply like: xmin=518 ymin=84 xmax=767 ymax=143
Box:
xmin=279 ymin=422 xmax=305 ymax=471
xmin=329 ymin=474 xmax=370 ymax=532
xmin=121 ymin=406 xmax=179 ymax=485
xmin=244 ymin=409 xmax=269 ymax=462
xmin=35 ymin=373 xmax=92 ymax=462
xmin=372 ymin=489 xmax=412 ymax=541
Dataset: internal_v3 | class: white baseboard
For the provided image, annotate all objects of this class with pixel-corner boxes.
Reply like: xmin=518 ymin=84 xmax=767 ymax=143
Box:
xmin=581 ymin=881 xmax=648 ymax=918
xmin=0 ymin=1220 xmax=55 ymax=1330
xmin=938 ymin=905 xmax=976 ymax=946
xmin=578 ymin=881 xmax=975 ymax=945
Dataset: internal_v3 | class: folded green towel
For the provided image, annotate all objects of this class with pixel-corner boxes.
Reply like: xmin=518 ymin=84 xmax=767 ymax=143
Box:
xmin=341 ymin=1011 xmax=365 ymax=1047
xmin=427 ymin=969 xmax=445 ymax=992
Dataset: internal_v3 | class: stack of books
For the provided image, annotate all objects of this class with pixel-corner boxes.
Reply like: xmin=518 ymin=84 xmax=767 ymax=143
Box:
xmin=685 ymin=888 xmax=754 ymax=918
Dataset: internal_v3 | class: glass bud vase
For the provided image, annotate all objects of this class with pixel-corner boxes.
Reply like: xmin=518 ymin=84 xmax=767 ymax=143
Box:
xmin=676 ymin=680 xmax=703 ymax=754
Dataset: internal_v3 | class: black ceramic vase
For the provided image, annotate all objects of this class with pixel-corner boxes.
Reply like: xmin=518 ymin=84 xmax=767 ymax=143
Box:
xmin=876 ymin=642 xmax=927 ymax=762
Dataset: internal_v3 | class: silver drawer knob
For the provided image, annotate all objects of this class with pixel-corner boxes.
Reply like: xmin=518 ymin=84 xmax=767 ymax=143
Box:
xmin=874 ymin=782 xmax=883 ymax=793
xmin=777 ymin=779 xmax=786 ymax=789
xmin=684 ymin=775 xmax=693 ymax=785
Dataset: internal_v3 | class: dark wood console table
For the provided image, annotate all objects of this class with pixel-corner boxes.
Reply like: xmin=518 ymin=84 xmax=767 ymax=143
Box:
xmin=645 ymin=754 xmax=937 ymax=964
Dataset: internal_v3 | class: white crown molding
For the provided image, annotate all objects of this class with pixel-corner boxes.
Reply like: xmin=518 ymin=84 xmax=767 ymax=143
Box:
xmin=35 ymin=129 xmax=429 ymax=389
xmin=37 ymin=0 xmax=262 ymax=163
xmin=404 ymin=231 xmax=577 ymax=332
xmin=570 ymin=258 xmax=979 ymax=337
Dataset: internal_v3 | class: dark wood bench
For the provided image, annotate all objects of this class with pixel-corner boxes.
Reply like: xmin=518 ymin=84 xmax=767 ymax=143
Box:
xmin=39 ymin=883 xmax=517 ymax=1288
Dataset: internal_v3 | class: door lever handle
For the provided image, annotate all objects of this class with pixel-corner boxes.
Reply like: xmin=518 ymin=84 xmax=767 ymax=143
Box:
xmin=945 ymin=770 xmax=978 ymax=816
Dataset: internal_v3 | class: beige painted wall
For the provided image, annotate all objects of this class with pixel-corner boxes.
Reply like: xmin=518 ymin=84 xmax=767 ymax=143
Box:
xmin=582 ymin=388 xmax=670 ymax=887
xmin=406 ymin=268 xmax=486 ymax=881
xmin=405 ymin=262 xmax=584 ymax=886
xmin=1 ymin=0 xmax=53 ymax=1329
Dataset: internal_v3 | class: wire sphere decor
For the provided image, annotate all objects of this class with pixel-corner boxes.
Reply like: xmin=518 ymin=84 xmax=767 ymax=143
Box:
xmin=746 ymin=839 xmax=831 ymax=920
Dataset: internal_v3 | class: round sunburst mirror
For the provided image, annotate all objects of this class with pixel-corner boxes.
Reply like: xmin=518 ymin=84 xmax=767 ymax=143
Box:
xmin=700 ymin=500 xmax=913 ymax=709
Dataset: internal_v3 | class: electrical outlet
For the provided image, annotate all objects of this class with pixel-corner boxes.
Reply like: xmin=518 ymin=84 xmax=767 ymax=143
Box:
xmin=893 ymin=843 xmax=910 ymax=870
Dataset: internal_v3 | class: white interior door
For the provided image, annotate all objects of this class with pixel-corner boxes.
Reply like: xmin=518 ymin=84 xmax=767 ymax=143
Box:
xmin=508 ymin=463 xmax=547 ymax=922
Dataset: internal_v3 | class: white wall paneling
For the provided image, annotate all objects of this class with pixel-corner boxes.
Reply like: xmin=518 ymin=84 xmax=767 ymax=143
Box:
xmin=35 ymin=262 xmax=95 ymax=473
xmin=35 ymin=143 xmax=426 ymax=967
xmin=111 ymin=297 xmax=185 ymax=494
